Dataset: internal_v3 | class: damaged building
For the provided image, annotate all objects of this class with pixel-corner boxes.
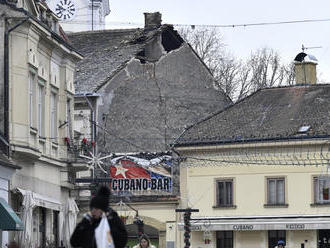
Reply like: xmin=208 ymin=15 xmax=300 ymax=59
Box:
xmin=68 ymin=12 xmax=231 ymax=247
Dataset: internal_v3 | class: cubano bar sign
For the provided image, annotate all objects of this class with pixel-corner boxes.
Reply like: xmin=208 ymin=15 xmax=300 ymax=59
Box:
xmin=109 ymin=155 xmax=173 ymax=196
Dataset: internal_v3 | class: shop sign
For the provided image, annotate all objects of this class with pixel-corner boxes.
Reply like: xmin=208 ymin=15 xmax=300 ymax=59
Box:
xmin=285 ymin=224 xmax=305 ymax=229
xmin=109 ymin=155 xmax=173 ymax=196
xmin=232 ymin=224 xmax=254 ymax=230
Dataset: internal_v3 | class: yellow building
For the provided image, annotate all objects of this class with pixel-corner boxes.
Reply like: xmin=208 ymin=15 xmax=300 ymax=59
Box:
xmin=0 ymin=0 xmax=82 ymax=246
xmin=173 ymin=57 xmax=330 ymax=248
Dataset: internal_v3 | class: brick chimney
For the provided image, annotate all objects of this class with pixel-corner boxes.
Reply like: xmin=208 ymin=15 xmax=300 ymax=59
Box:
xmin=144 ymin=12 xmax=162 ymax=29
xmin=294 ymin=52 xmax=318 ymax=84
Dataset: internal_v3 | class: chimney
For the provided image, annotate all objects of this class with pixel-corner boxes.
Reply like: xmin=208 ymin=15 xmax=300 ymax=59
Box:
xmin=144 ymin=12 xmax=162 ymax=29
xmin=294 ymin=52 xmax=318 ymax=84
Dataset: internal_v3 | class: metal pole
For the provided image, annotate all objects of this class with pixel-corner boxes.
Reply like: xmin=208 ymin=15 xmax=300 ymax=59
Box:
xmin=91 ymin=0 xmax=94 ymax=30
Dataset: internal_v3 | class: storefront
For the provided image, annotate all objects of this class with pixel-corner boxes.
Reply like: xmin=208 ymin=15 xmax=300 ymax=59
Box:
xmin=179 ymin=215 xmax=330 ymax=248
xmin=0 ymin=152 xmax=22 ymax=247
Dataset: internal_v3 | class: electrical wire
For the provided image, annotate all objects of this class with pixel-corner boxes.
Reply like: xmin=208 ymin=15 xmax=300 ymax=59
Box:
xmin=57 ymin=17 xmax=330 ymax=28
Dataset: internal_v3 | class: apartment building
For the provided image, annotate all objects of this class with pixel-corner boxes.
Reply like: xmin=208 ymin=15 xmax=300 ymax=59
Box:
xmin=0 ymin=0 xmax=82 ymax=246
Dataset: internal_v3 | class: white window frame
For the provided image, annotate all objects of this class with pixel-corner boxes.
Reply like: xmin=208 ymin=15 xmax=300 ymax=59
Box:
xmin=29 ymin=70 xmax=36 ymax=127
xmin=314 ymin=176 xmax=330 ymax=204
xmin=66 ymin=98 xmax=72 ymax=138
xmin=37 ymin=81 xmax=45 ymax=136
xmin=50 ymin=90 xmax=58 ymax=141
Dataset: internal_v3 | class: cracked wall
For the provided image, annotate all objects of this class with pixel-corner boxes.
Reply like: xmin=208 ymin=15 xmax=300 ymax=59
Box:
xmin=96 ymin=43 xmax=231 ymax=154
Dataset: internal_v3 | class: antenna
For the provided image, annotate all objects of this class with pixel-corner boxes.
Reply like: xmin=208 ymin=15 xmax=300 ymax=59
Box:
xmin=301 ymin=44 xmax=322 ymax=52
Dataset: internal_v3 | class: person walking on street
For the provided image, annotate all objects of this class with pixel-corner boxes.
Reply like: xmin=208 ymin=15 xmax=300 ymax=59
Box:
xmin=275 ymin=240 xmax=285 ymax=248
xmin=70 ymin=186 xmax=128 ymax=248
xmin=133 ymin=234 xmax=156 ymax=248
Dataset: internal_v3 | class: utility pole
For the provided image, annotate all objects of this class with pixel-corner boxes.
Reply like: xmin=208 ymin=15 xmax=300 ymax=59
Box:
xmin=176 ymin=208 xmax=199 ymax=248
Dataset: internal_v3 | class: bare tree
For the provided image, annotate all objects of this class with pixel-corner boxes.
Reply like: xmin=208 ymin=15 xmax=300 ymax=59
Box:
xmin=178 ymin=27 xmax=295 ymax=102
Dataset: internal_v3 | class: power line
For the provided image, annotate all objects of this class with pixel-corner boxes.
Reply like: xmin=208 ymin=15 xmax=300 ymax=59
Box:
xmin=59 ymin=17 xmax=330 ymax=28
xmin=173 ymin=18 xmax=330 ymax=29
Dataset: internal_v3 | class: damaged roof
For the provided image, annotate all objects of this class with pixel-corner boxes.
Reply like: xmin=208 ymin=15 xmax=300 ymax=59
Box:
xmin=68 ymin=25 xmax=183 ymax=94
xmin=175 ymin=84 xmax=330 ymax=146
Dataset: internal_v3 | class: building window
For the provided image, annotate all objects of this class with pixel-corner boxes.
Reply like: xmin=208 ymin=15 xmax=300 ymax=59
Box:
xmin=268 ymin=230 xmax=286 ymax=248
xmin=66 ymin=99 xmax=72 ymax=138
xmin=216 ymin=231 xmax=233 ymax=248
xmin=267 ymin=177 xmax=285 ymax=205
xmin=29 ymin=71 xmax=36 ymax=127
xmin=50 ymin=91 xmax=58 ymax=141
xmin=216 ymin=179 xmax=233 ymax=207
xmin=314 ymin=176 xmax=330 ymax=204
xmin=38 ymin=82 xmax=45 ymax=136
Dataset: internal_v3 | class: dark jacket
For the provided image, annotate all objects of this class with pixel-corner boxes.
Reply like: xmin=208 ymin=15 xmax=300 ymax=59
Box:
xmin=70 ymin=208 xmax=128 ymax=248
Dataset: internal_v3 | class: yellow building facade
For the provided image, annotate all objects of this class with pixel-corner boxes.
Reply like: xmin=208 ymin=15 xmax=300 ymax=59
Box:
xmin=173 ymin=77 xmax=330 ymax=248
xmin=175 ymin=141 xmax=330 ymax=248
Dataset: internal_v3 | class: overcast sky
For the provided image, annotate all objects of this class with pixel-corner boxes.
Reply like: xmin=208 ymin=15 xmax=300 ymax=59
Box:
xmin=105 ymin=0 xmax=330 ymax=82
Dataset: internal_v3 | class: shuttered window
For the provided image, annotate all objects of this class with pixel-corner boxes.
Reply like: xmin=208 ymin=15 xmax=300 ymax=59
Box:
xmin=216 ymin=179 xmax=233 ymax=206
xmin=267 ymin=178 xmax=285 ymax=205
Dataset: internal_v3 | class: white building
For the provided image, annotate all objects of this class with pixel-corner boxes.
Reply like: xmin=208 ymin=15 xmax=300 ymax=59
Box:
xmin=0 ymin=0 xmax=83 ymax=246
xmin=46 ymin=0 xmax=110 ymax=32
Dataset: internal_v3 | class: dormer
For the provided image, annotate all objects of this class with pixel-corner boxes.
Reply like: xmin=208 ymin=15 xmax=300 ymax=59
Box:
xmin=36 ymin=1 xmax=60 ymax=34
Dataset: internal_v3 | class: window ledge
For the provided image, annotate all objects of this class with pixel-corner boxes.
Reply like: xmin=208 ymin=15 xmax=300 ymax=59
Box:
xmin=30 ymin=127 xmax=38 ymax=135
xmin=264 ymin=204 xmax=288 ymax=208
xmin=213 ymin=205 xmax=237 ymax=209
xmin=39 ymin=137 xmax=46 ymax=143
xmin=51 ymin=142 xmax=59 ymax=148
xmin=311 ymin=203 xmax=330 ymax=207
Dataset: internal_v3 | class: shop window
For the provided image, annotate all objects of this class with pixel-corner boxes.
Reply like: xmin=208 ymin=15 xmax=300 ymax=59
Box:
xmin=216 ymin=231 xmax=233 ymax=248
xmin=318 ymin=229 xmax=330 ymax=248
xmin=314 ymin=176 xmax=330 ymax=204
xmin=216 ymin=179 xmax=233 ymax=207
xmin=268 ymin=230 xmax=286 ymax=248
xmin=267 ymin=177 xmax=285 ymax=205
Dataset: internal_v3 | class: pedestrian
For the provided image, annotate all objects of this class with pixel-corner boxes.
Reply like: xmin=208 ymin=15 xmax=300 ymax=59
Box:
xmin=133 ymin=234 xmax=156 ymax=248
xmin=275 ymin=240 xmax=285 ymax=248
xmin=70 ymin=186 xmax=128 ymax=248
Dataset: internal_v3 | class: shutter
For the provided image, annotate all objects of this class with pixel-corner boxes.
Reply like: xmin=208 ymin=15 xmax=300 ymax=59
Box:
xmin=268 ymin=179 xmax=275 ymax=204
xmin=277 ymin=179 xmax=285 ymax=204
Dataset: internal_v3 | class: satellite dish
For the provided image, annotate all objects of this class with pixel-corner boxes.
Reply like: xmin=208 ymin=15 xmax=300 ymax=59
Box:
xmin=294 ymin=52 xmax=318 ymax=63
xmin=294 ymin=52 xmax=307 ymax=62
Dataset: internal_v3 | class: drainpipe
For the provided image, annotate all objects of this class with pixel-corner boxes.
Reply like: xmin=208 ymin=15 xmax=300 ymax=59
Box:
xmin=3 ymin=17 xmax=28 ymax=154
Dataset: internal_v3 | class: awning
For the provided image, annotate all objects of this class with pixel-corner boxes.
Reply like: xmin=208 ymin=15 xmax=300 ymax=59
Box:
xmin=0 ymin=197 xmax=24 ymax=231
xmin=16 ymin=188 xmax=62 ymax=211
xmin=178 ymin=214 xmax=330 ymax=231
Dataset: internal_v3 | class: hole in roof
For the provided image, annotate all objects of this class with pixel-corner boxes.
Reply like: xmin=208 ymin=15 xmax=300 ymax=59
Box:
xmin=298 ymin=125 xmax=311 ymax=133
xmin=161 ymin=29 xmax=183 ymax=52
